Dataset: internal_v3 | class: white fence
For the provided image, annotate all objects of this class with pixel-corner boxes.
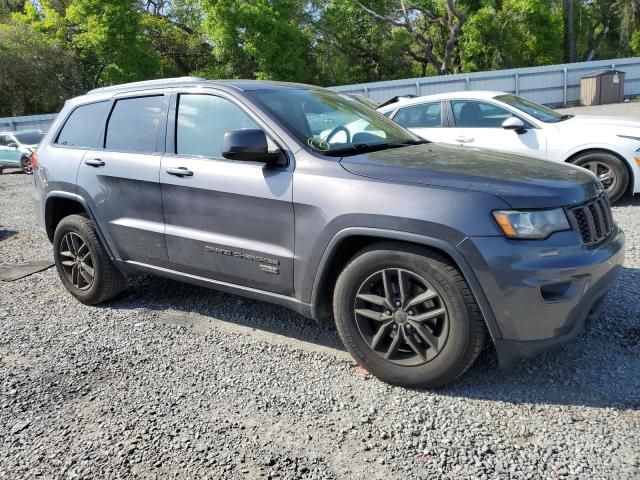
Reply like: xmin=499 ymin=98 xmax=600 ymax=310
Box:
xmin=330 ymin=57 xmax=640 ymax=106
xmin=0 ymin=113 xmax=57 ymax=133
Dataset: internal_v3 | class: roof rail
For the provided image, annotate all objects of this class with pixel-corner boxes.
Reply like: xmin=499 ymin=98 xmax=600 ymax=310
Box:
xmin=87 ymin=76 xmax=205 ymax=95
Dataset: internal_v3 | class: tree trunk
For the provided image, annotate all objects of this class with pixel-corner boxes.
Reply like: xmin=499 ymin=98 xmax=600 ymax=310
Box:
xmin=563 ymin=0 xmax=576 ymax=63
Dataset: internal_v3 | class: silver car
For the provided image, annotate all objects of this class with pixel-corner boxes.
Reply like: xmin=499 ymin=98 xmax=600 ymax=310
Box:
xmin=0 ymin=130 xmax=44 ymax=174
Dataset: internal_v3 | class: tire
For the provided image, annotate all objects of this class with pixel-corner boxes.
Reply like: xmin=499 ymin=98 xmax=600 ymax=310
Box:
xmin=20 ymin=156 xmax=32 ymax=175
xmin=333 ymin=242 xmax=486 ymax=388
xmin=570 ymin=151 xmax=629 ymax=203
xmin=53 ymin=214 xmax=127 ymax=305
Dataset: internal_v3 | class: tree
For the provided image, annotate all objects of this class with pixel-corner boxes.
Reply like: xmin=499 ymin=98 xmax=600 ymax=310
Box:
xmin=199 ymin=0 xmax=316 ymax=82
xmin=352 ymin=0 xmax=466 ymax=75
xmin=0 ymin=19 xmax=82 ymax=115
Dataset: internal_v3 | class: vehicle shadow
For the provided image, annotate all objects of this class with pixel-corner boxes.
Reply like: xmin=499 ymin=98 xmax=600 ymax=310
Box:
xmin=103 ymin=266 xmax=639 ymax=410
xmin=0 ymin=228 xmax=18 ymax=242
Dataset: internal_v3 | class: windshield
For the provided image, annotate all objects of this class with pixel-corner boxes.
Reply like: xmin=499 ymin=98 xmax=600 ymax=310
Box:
xmin=494 ymin=94 xmax=566 ymax=123
xmin=247 ymin=89 xmax=422 ymax=156
xmin=14 ymin=131 xmax=44 ymax=145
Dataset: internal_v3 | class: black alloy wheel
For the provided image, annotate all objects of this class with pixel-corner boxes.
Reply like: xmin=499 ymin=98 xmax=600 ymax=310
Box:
xmin=59 ymin=231 xmax=95 ymax=291
xmin=354 ymin=268 xmax=449 ymax=366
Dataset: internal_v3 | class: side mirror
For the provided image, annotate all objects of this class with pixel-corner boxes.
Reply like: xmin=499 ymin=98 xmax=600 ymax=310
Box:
xmin=501 ymin=116 xmax=526 ymax=133
xmin=222 ymin=129 xmax=284 ymax=165
xmin=7 ymin=142 xmax=18 ymax=149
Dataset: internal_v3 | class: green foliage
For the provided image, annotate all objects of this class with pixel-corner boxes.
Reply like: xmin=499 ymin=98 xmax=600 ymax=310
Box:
xmin=461 ymin=0 xmax=563 ymax=72
xmin=1 ymin=0 xmax=638 ymax=115
xmin=199 ymin=0 xmax=316 ymax=82
xmin=0 ymin=19 xmax=82 ymax=116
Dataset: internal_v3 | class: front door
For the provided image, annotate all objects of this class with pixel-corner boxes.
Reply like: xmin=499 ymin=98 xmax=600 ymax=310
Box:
xmin=443 ymin=100 xmax=547 ymax=160
xmin=76 ymin=93 xmax=170 ymax=267
xmin=160 ymin=92 xmax=295 ymax=295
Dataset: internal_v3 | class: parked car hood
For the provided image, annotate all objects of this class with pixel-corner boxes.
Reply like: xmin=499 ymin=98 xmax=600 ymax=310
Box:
xmin=559 ymin=115 xmax=640 ymax=131
xmin=339 ymin=143 xmax=601 ymax=209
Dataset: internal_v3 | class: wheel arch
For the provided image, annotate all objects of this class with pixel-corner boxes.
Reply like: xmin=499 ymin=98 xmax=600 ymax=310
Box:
xmin=44 ymin=192 xmax=115 ymax=260
xmin=564 ymin=147 xmax=635 ymax=195
xmin=309 ymin=228 xmax=502 ymax=341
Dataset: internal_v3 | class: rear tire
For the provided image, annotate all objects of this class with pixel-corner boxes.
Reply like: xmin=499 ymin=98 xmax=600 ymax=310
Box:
xmin=333 ymin=242 xmax=486 ymax=388
xmin=20 ymin=156 xmax=32 ymax=175
xmin=53 ymin=214 xmax=127 ymax=305
xmin=570 ymin=151 xmax=629 ymax=203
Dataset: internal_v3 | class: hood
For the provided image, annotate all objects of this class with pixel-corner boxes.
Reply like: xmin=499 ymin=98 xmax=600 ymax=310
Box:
xmin=560 ymin=115 xmax=640 ymax=130
xmin=339 ymin=143 xmax=601 ymax=209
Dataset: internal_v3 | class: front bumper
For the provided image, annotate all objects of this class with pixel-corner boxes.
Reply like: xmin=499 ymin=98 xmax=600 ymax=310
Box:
xmin=459 ymin=225 xmax=625 ymax=368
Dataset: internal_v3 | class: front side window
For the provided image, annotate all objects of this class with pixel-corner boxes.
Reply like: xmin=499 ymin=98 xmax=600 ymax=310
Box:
xmin=105 ymin=96 xmax=165 ymax=153
xmin=56 ymin=101 xmax=110 ymax=148
xmin=176 ymin=94 xmax=259 ymax=158
xmin=394 ymin=102 xmax=442 ymax=128
xmin=247 ymin=89 xmax=422 ymax=156
xmin=0 ymin=135 xmax=9 ymax=147
xmin=451 ymin=100 xmax=512 ymax=128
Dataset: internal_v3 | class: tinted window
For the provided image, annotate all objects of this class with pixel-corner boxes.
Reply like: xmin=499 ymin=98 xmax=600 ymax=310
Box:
xmin=56 ymin=102 xmax=109 ymax=148
xmin=176 ymin=94 xmax=259 ymax=158
xmin=394 ymin=102 xmax=442 ymax=128
xmin=0 ymin=135 xmax=9 ymax=146
xmin=14 ymin=131 xmax=44 ymax=145
xmin=451 ymin=100 xmax=512 ymax=128
xmin=105 ymin=96 xmax=164 ymax=153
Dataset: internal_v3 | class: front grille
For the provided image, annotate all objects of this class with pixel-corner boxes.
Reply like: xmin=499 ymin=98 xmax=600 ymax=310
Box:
xmin=566 ymin=194 xmax=614 ymax=247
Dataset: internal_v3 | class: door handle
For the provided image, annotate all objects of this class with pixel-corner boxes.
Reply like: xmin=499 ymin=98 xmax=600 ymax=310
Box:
xmin=85 ymin=158 xmax=105 ymax=167
xmin=166 ymin=167 xmax=193 ymax=177
xmin=455 ymin=136 xmax=474 ymax=143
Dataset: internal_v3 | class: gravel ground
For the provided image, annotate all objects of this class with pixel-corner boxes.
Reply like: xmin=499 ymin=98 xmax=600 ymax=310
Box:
xmin=0 ymin=171 xmax=638 ymax=479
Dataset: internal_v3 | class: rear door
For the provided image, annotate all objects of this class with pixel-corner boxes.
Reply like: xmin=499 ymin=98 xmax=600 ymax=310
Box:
xmin=160 ymin=90 xmax=295 ymax=295
xmin=76 ymin=92 xmax=170 ymax=267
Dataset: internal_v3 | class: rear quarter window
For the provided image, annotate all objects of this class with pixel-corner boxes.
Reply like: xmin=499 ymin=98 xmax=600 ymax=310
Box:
xmin=56 ymin=101 xmax=110 ymax=148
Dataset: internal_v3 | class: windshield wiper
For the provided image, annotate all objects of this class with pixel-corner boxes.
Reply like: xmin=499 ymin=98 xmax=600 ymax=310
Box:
xmin=324 ymin=139 xmax=429 ymax=157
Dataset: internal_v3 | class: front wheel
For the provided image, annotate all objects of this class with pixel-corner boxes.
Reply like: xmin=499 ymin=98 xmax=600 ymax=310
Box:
xmin=333 ymin=243 xmax=486 ymax=388
xmin=53 ymin=214 xmax=127 ymax=305
xmin=570 ymin=151 xmax=629 ymax=203
xmin=20 ymin=156 xmax=32 ymax=175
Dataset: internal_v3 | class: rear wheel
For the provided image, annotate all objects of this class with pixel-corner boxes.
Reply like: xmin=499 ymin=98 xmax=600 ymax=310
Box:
xmin=53 ymin=214 xmax=127 ymax=305
xmin=570 ymin=151 xmax=629 ymax=203
xmin=20 ymin=156 xmax=32 ymax=175
xmin=333 ymin=243 xmax=486 ymax=388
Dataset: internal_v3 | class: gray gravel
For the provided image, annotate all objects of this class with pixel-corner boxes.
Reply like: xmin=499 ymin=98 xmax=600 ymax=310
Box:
xmin=1 ymin=171 xmax=639 ymax=479
xmin=557 ymin=100 xmax=640 ymax=120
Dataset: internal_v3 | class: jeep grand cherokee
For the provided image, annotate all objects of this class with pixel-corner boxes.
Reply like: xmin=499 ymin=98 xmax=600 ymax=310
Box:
xmin=32 ymin=78 xmax=625 ymax=388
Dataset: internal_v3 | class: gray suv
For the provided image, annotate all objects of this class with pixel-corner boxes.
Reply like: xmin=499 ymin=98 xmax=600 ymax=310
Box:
xmin=32 ymin=78 xmax=625 ymax=388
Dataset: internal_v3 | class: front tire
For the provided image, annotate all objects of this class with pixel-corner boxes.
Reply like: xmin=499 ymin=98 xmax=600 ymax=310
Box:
xmin=570 ymin=151 xmax=629 ymax=203
xmin=20 ymin=156 xmax=32 ymax=175
xmin=53 ymin=215 xmax=127 ymax=305
xmin=333 ymin=243 xmax=486 ymax=388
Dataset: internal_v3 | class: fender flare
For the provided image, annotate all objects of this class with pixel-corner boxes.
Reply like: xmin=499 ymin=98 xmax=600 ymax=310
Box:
xmin=44 ymin=191 xmax=117 ymax=260
xmin=309 ymin=227 xmax=502 ymax=341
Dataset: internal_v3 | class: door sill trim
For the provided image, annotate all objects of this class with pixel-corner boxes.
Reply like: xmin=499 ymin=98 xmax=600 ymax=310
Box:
xmin=119 ymin=260 xmax=312 ymax=318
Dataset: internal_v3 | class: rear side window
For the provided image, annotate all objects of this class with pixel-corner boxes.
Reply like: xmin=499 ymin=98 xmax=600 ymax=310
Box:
xmin=176 ymin=94 xmax=259 ymax=158
xmin=105 ymin=96 xmax=165 ymax=153
xmin=56 ymin=102 xmax=109 ymax=148
xmin=394 ymin=102 xmax=442 ymax=128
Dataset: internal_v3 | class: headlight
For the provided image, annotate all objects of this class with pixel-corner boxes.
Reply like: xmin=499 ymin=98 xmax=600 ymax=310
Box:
xmin=492 ymin=208 xmax=570 ymax=239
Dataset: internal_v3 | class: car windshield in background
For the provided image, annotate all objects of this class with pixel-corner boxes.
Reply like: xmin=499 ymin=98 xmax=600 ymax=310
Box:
xmin=494 ymin=94 xmax=566 ymax=123
xmin=14 ymin=132 xmax=44 ymax=145
xmin=247 ymin=89 xmax=423 ymax=156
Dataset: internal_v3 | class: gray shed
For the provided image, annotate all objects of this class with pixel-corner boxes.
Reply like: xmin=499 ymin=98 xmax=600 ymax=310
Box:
xmin=580 ymin=70 xmax=625 ymax=106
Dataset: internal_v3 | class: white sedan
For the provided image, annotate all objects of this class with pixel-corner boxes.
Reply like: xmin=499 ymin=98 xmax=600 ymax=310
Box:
xmin=378 ymin=91 xmax=640 ymax=202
